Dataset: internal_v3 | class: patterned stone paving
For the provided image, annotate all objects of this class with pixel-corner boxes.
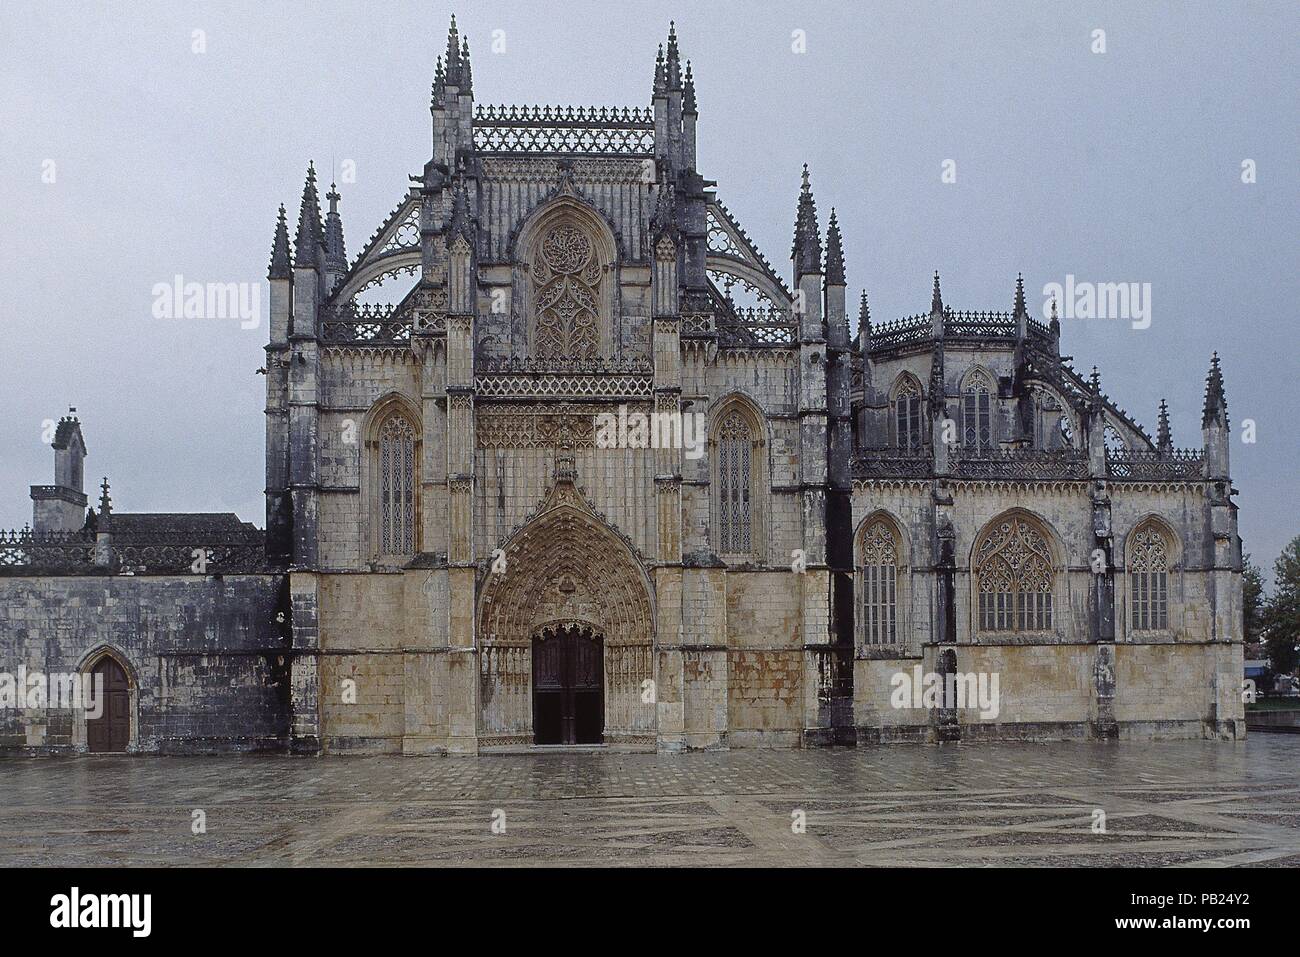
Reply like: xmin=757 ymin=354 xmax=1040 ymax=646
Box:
xmin=1 ymin=737 xmax=1298 ymax=867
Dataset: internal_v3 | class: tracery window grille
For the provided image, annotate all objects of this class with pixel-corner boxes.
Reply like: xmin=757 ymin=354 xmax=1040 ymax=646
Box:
xmin=962 ymin=371 xmax=993 ymax=450
xmin=379 ymin=414 xmax=416 ymax=554
xmin=861 ymin=521 xmax=898 ymax=644
xmin=976 ymin=516 xmax=1054 ymax=632
xmin=533 ymin=222 xmax=600 ymax=359
xmin=894 ymin=381 xmax=924 ymax=450
xmin=1057 ymin=413 xmax=1074 ymax=448
xmin=1129 ymin=524 xmax=1169 ymax=631
xmin=717 ymin=410 xmax=753 ymax=555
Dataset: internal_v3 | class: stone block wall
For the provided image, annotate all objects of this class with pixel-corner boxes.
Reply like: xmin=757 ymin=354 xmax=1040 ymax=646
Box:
xmin=0 ymin=574 xmax=286 ymax=752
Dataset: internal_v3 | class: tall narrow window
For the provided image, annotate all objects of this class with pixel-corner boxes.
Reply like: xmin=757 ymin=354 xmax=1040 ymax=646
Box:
xmin=861 ymin=521 xmax=898 ymax=644
xmin=717 ymin=409 xmax=753 ymax=555
xmin=379 ymin=414 xmax=416 ymax=555
xmin=893 ymin=380 xmax=923 ymax=450
xmin=1129 ymin=523 xmax=1170 ymax=631
xmin=976 ymin=515 xmax=1054 ymax=632
xmin=962 ymin=370 xmax=993 ymax=450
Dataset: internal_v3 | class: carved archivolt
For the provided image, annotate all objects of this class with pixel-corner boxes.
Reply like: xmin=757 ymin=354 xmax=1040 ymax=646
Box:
xmin=478 ymin=475 xmax=654 ymax=648
xmin=476 ymin=469 xmax=655 ymax=742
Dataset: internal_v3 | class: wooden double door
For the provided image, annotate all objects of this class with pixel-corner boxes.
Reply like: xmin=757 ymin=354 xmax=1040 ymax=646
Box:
xmin=532 ymin=627 xmax=603 ymax=745
xmin=87 ymin=657 xmax=130 ymax=753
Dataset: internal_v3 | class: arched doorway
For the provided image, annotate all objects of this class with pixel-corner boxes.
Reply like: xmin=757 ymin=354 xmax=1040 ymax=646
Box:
xmin=533 ymin=625 xmax=604 ymax=745
xmin=477 ymin=455 xmax=655 ymax=749
xmin=87 ymin=656 xmax=130 ymax=752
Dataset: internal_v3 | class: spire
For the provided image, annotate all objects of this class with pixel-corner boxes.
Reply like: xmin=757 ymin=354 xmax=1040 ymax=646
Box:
xmin=1202 ymin=352 xmax=1228 ymax=428
xmin=432 ymin=54 xmax=445 ymax=109
xmin=1089 ymin=365 xmax=1102 ymax=395
xmin=324 ymin=183 xmax=347 ymax=275
xmin=444 ymin=15 xmax=461 ymax=74
xmin=682 ymin=60 xmax=697 ymax=113
xmin=666 ymin=21 xmax=682 ymax=90
xmin=791 ymin=164 xmax=822 ymax=276
xmin=824 ymin=208 xmax=845 ymax=285
xmin=1013 ymin=272 xmax=1027 ymax=317
xmin=930 ymin=271 xmax=943 ymax=315
xmin=98 ymin=477 xmax=112 ymax=530
xmin=653 ymin=44 xmax=666 ymax=96
xmin=460 ymin=37 xmax=473 ymax=97
xmin=858 ymin=289 xmax=871 ymax=336
xmin=293 ymin=162 xmax=323 ymax=268
xmin=1049 ymin=296 xmax=1060 ymax=334
xmin=268 ymin=204 xmax=291 ymax=280
xmin=1157 ymin=398 xmax=1172 ymax=451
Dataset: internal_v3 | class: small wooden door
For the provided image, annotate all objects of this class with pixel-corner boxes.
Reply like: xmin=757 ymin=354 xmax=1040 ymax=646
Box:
xmin=87 ymin=657 xmax=130 ymax=753
xmin=533 ymin=627 xmax=603 ymax=745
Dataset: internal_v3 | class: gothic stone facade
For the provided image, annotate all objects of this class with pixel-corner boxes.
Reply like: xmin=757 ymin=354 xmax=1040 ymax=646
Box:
xmin=0 ymin=21 xmax=1244 ymax=754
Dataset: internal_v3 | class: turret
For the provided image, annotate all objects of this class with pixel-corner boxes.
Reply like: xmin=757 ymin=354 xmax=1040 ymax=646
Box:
xmin=682 ymin=61 xmax=698 ymax=170
xmin=665 ymin=22 xmax=684 ymax=171
xmin=30 ymin=410 xmax=87 ymax=533
xmin=265 ymin=204 xmax=293 ymax=563
xmin=288 ymin=162 xmax=324 ymax=565
xmin=268 ymin=204 xmax=292 ymax=344
xmin=292 ymin=162 xmax=324 ymax=336
xmin=652 ymin=44 xmax=668 ymax=170
xmin=1202 ymin=352 xmax=1230 ymax=481
xmin=824 ymin=210 xmax=852 ymax=492
xmin=789 ymin=166 xmax=828 ymax=565
xmin=431 ymin=16 xmax=474 ymax=173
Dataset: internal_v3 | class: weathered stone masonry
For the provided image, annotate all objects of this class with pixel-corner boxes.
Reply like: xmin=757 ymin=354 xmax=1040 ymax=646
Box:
xmin=0 ymin=18 xmax=1243 ymax=753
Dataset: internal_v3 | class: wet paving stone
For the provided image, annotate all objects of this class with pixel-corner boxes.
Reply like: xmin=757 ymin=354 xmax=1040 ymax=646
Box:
xmin=1 ymin=736 xmax=1298 ymax=867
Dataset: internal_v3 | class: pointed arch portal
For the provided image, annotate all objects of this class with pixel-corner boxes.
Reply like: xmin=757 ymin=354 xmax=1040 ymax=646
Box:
xmin=477 ymin=468 xmax=655 ymax=748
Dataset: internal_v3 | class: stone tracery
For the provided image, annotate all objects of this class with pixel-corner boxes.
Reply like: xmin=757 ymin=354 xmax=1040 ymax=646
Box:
xmin=975 ymin=514 xmax=1055 ymax=632
xmin=533 ymin=221 xmax=602 ymax=359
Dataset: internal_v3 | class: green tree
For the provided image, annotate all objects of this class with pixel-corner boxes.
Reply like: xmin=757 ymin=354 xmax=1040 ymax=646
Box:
xmin=1265 ymin=536 xmax=1300 ymax=678
xmin=1243 ymin=555 xmax=1266 ymax=648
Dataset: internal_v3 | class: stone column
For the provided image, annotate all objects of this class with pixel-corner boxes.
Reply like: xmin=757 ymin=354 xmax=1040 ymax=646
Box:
xmin=444 ymin=306 xmax=478 ymax=753
xmin=289 ymin=570 xmax=321 ymax=752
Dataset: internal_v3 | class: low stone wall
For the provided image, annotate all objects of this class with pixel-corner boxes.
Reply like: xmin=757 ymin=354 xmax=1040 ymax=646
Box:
xmin=0 ymin=574 xmax=288 ymax=752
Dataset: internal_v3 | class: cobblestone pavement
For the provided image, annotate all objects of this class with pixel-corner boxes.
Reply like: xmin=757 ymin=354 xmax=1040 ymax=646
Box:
xmin=2 ymin=737 xmax=1299 ymax=867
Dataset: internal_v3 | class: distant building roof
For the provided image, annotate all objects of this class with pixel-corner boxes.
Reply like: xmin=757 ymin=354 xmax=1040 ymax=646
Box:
xmin=111 ymin=513 xmax=262 ymax=543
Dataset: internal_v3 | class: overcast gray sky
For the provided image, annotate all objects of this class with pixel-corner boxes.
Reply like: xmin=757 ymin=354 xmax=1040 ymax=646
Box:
xmin=1 ymin=1 xmax=1296 ymax=582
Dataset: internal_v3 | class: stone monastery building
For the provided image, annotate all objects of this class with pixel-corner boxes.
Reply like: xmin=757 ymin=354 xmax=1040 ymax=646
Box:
xmin=0 ymin=20 xmax=1244 ymax=753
